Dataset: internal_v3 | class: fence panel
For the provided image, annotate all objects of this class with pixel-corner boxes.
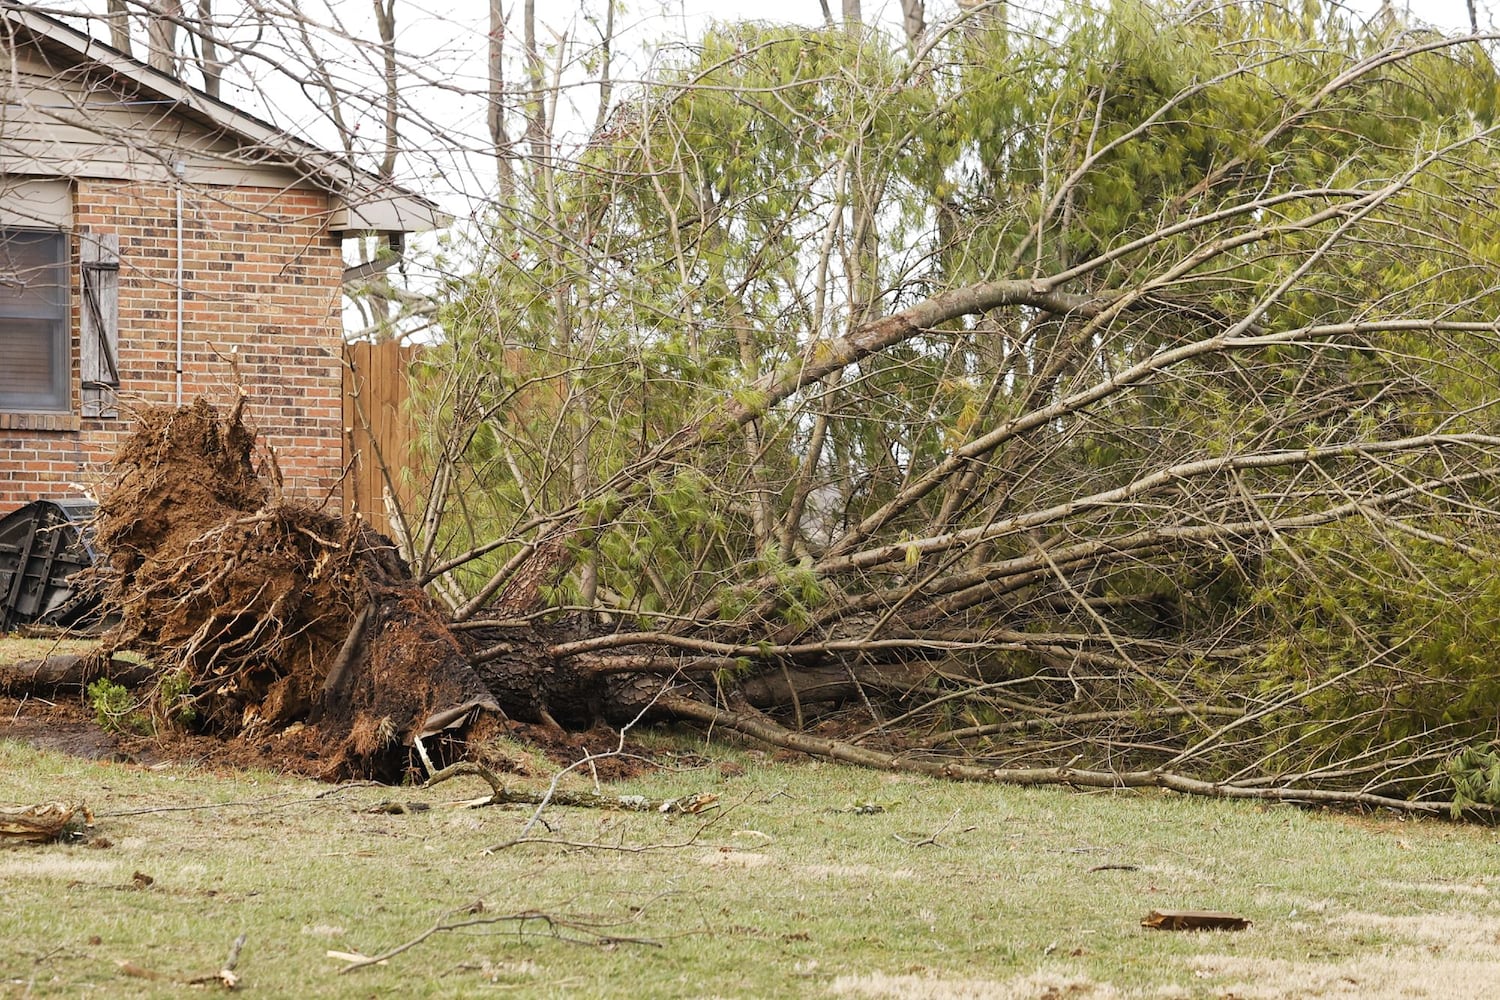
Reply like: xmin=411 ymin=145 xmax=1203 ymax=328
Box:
xmin=342 ymin=340 xmax=420 ymax=541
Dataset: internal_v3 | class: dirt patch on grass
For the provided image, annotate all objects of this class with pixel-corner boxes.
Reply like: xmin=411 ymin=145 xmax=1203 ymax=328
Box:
xmin=799 ymin=862 xmax=916 ymax=880
xmin=699 ymin=850 xmax=772 ymax=868
xmin=1378 ymin=880 xmax=1490 ymax=896
xmin=1189 ymin=910 xmax=1500 ymax=998
xmin=489 ymin=720 xmax=656 ymax=780
xmin=0 ymin=695 xmax=135 ymax=763
xmin=0 ymin=691 xmax=660 ymax=779
xmin=0 ymin=856 xmax=119 ymax=880
xmin=1339 ymin=910 xmax=1500 ymax=950
xmin=829 ymin=967 xmax=1118 ymax=999
xmin=1187 ymin=953 xmax=1500 ymax=998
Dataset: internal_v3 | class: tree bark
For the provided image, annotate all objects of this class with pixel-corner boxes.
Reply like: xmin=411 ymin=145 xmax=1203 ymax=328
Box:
xmin=900 ymin=0 xmax=924 ymax=49
xmin=106 ymin=0 xmax=132 ymax=55
xmin=372 ymin=0 xmax=400 ymax=181
xmin=0 ymin=655 xmax=154 ymax=696
xmin=196 ymin=0 xmax=222 ymax=98
xmin=146 ymin=0 xmax=183 ymax=75
xmin=488 ymin=0 xmax=515 ymax=201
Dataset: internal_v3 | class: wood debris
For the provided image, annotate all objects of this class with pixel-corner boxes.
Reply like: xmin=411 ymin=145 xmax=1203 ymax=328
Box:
xmin=187 ymin=932 xmax=247 ymax=990
xmin=0 ymin=801 xmax=88 ymax=844
xmin=1141 ymin=909 xmax=1251 ymax=931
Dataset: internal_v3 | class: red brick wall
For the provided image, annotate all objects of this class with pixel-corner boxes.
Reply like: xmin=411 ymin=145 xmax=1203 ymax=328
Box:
xmin=0 ymin=180 xmax=345 ymax=512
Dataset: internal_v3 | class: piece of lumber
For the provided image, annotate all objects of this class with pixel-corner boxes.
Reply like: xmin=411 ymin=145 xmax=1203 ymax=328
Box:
xmin=1141 ymin=909 xmax=1251 ymax=931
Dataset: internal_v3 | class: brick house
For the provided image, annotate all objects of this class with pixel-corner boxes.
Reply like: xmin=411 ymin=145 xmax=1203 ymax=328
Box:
xmin=0 ymin=6 xmax=446 ymax=512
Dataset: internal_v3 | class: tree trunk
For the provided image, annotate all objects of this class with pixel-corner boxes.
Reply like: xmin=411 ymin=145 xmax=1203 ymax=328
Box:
xmin=372 ymin=0 xmax=400 ymax=181
xmin=146 ymin=0 xmax=183 ymax=75
xmin=106 ymin=0 xmax=132 ymax=55
xmin=900 ymin=0 xmax=924 ymax=49
xmin=0 ymin=655 xmax=154 ymax=696
xmin=488 ymin=0 xmax=515 ymax=201
xmin=196 ymin=0 xmax=222 ymax=98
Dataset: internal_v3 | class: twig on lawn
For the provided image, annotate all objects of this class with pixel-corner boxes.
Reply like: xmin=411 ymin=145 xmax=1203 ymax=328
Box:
xmin=893 ymin=808 xmax=969 ymax=848
xmin=483 ymin=804 xmax=731 ymax=855
xmin=424 ymin=761 xmax=720 ymax=815
xmin=337 ymin=905 xmax=662 ymax=974
xmin=505 ymin=681 xmax=679 ymax=838
xmin=187 ymin=932 xmax=247 ymax=989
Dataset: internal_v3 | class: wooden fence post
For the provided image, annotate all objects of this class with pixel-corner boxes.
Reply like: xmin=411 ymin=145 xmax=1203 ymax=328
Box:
xmin=342 ymin=340 xmax=419 ymax=540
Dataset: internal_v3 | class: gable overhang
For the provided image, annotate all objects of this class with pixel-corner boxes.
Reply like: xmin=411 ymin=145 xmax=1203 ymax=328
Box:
xmin=0 ymin=3 xmax=451 ymax=238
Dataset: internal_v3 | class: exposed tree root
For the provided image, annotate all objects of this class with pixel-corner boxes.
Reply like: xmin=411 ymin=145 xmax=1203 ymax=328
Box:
xmin=85 ymin=398 xmax=499 ymax=780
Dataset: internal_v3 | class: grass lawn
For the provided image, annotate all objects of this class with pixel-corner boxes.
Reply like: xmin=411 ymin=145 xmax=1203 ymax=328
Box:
xmin=0 ymin=636 xmax=100 ymax=664
xmin=2 ymin=723 xmax=1500 ymax=998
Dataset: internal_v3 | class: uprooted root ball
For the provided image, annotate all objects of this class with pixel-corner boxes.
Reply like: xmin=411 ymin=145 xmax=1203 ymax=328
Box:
xmin=92 ymin=397 xmax=496 ymax=780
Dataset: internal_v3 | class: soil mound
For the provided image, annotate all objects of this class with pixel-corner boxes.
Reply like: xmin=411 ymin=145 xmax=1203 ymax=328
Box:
xmin=93 ymin=397 xmax=497 ymax=780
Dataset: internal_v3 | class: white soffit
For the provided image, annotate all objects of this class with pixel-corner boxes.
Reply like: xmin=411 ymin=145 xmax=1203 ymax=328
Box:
xmin=330 ymin=193 xmax=453 ymax=236
xmin=0 ymin=177 xmax=71 ymax=228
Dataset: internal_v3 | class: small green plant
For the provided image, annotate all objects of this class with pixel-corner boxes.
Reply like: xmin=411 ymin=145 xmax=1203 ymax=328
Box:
xmin=86 ymin=678 xmax=150 ymax=735
xmin=157 ymin=670 xmax=198 ymax=726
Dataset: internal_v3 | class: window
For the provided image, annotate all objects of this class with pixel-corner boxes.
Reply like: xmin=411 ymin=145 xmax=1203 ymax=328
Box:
xmin=0 ymin=229 xmax=69 ymax=412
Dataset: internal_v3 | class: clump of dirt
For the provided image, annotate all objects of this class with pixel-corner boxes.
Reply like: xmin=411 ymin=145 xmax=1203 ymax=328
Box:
xmin=90 ymin=397 xmax=497 ymax=781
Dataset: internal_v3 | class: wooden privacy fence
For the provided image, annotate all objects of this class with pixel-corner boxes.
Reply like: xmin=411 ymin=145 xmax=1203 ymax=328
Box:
xmin=342 ymin=339 xmax=421 ymax=541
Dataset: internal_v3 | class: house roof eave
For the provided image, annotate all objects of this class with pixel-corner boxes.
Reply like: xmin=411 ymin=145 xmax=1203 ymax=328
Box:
xmin=0 ymin=2 xmax=449 ymax=235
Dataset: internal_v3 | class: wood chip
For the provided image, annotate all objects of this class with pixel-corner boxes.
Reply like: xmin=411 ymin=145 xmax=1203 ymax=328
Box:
xmin=1141 ymin=909 xmax=1251 ymax=931
xmin=117 ymin=960 xmax=165 ymax=980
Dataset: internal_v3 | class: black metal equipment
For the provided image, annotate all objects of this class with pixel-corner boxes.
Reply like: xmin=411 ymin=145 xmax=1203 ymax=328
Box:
xmin=0 ymin=499 xmax=101 ymax=632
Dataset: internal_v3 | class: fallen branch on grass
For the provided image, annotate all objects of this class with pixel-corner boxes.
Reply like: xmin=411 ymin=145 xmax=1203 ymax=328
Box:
xmin=658 ymin=694 xmax=1500 ymax=819
xmin=337 ymin=903 xmax=662 ymax=974
xmin=424 ymin=761 xmax=719 ymax=814
xmin=186 ymin=933 xmax=247 ymax=989
xmin=893 ymin=808 xmax=970 ymax=848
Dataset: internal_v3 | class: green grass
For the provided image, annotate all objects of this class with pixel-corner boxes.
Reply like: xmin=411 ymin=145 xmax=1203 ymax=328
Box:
xmin=1 ymin=734 xmax=1498 ymax=998
xmin=0 ymin=636 xmax=99 ymax=664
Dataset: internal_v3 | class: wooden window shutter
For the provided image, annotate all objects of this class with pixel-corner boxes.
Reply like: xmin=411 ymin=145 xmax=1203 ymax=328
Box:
xmin=80 ymin=229 xmax=120 ymax=419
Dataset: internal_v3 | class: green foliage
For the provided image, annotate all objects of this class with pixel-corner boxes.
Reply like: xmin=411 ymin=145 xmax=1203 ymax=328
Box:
xmin=415 ymin=1 xmax=1500 ymax=796
xmin=87 ymin=678 xmax=149 ymax=736
xmin=158 ymin=670 xmax=197 ymax=727
xmin=1447 ymin=745 xmax=1500 ymax=816
xmin=1252 ymin=523 xmax=1500 ymax=778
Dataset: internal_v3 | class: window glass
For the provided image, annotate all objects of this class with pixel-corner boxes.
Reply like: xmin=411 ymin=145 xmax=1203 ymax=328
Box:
xmin=0 ymin=229 xmax=69 ymax=411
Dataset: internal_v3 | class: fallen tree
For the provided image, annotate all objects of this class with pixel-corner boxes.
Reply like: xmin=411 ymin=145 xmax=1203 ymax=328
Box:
xmin=400 ymin=2 xmax=1500 ymax=814
xmin=16 ymin=3 xmax=1500 ymax=817
xmin=15 ymin=385 xmax=1500 ymax=817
